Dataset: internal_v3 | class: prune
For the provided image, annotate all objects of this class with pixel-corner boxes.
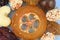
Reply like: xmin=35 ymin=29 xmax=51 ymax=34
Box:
xmin=39 ymin=0 xmax=55 ymax=10
xmin=0 ymin=27 xmax=18 ymax=40
xmin=0 ymin=0 xmax=9 ymax=6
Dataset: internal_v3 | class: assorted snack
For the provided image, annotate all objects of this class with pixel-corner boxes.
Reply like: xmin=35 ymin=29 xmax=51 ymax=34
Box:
xmin=11 ymin=5 xmax=47 ymax=40
xmin=0 ymin=0 xmax=60 ymax=40
xmin=9 ymin=0 xmax=23 ymax=10
xmin=0 ymin=6 xmax=11 ymax=27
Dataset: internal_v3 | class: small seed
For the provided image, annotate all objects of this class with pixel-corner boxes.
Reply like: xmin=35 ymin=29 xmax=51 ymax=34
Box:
xmin=28 ymin=14 xmax=34 ymax=20
xmin=33 ymin=20 xmax=39 ymax=28
xmin=22 ymin=16 xmax=27 ymax=22
xmin=21 ymin=24 xmax=26 ymax=30
xmin=28 ymin=26 xmax=34 ymax=33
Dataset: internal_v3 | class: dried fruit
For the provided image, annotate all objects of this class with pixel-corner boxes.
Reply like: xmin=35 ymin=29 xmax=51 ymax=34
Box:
xmin=0 ymin=0 xmax=9 ymax=6
xmin=47 ymin=21 xmax=60 ymax=35
xmin=11 ymin=5 xmax=47 ymax=40
xmin=0 ymin=27 xmax=18 ymax=40
xmin=23 ymin=0 xmax=39 ymax=5
xmin=39 ymin=0 xmax=55 ymax=10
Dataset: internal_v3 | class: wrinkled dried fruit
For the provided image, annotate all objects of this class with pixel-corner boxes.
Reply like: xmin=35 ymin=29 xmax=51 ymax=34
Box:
xmin=0 ymin=0 xmax=9 ymax=6
xmin=39 ymin=0 xmax=55 ymax=10
xmin=23 ymin=0 xmax=39 ymax=5
xmin=11 ymin=5 xmax=47 ymax=39
xmin=0 ymin=27 xmax=18 ymax=40
xmin=47 ymin=21 xmax=60 ymax=35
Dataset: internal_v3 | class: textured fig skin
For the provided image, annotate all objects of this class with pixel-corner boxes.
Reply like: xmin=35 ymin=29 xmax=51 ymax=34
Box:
xmin=0 ymin=27 xmax=18 ymax=40
xmin=11 ymin=5 xmax=47 ymax=39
